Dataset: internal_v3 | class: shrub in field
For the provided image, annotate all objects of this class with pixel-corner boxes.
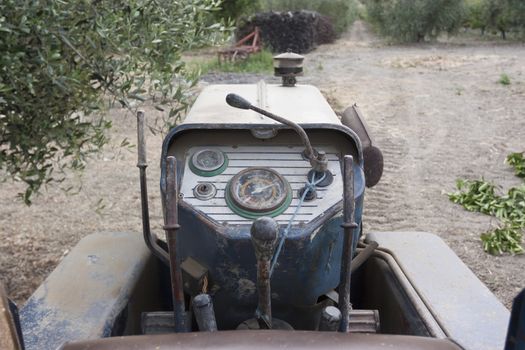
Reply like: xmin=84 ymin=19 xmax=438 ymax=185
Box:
xmin=364 ymin=0 xmax=466 ymax=42
xmin=259 ymin=0 xmax=360 ymax=35
xmin=0 ymin=0 xmax=227 ymax=204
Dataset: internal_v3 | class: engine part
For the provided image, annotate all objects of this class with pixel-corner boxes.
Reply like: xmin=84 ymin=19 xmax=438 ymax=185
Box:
xmin=319 ymin=306 xmax=341 ymax=332
xmin=193 ymin=294 xmax=218 ymax=332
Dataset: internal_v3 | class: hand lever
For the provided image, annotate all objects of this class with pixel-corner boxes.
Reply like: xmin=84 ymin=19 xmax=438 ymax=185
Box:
xmin=250 ymin=217 xmax=278 ymax=329
xmin=226 ymin=93 xmax=328 ymax=172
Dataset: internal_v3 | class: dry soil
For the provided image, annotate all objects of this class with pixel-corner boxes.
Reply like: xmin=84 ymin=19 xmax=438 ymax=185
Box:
xmin=1 ymin=21 xmax=524 ymax=308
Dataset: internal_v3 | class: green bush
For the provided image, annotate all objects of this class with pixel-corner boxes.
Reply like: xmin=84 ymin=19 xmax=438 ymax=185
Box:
xmin=464 ymin=0 xmax=525 ymax=39
xmin=364 ymin=0 xmax=466 ymax=42
xmin=260 ymin=0 xmax=360 ymax=35
xmin=0 ymin=0 xmax=227 ymax=204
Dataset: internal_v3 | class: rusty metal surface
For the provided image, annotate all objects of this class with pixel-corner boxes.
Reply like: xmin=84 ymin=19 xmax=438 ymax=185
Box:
xmin=1 ymin=284 xmax=22 ymax=350
xmin=20 ymin=232 xmax=151 ymax=350
xmin=61 ymin=330 xmax=464 ymax=350
xmin=338 ymin=155 xmax=358 ymax=332
xmin=347 ymin=310 xmax=380 ymax=333
xmin=181 ymin=257 xmax=208 ymax=296
xmin=366 ymin=231 xmax=509 ymax=350
xmin=137 ymin=111 xmax=170 ymax=265
xmin=351 ymin=241 xmax=378 ymax=273
xmin=250 ymin=218 xmax=278 ymax=329
xmin=164 ymin=156 xmax=187 ymax=332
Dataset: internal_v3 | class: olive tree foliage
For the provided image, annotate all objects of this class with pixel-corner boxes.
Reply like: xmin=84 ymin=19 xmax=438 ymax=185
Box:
xmin=365 ymin=0 xmax=466 ymax=42
xmin=465 ymin=0 xmax=525 ymax=39
xmin=0 ymin=0 xmax=228 ymax=204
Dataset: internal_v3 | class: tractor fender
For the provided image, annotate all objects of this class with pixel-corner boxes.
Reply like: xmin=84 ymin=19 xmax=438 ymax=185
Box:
xmin=341 ymin=104 xmax=383 ymax=188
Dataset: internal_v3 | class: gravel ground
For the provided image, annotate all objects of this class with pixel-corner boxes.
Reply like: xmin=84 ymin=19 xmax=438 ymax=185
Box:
xmin=1 ymin=21 xmax=524 ymax=309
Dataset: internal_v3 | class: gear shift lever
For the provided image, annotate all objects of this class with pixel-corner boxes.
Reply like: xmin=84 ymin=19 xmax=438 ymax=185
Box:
xmin=250 ymin=217 xmax=278 ymax=329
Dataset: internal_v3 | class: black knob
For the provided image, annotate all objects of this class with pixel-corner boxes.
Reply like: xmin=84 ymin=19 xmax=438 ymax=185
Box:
xmin=226 ymin=93 xmax=253 ymax=110
xmin=250 ymin=217 xmax=278 ymax=261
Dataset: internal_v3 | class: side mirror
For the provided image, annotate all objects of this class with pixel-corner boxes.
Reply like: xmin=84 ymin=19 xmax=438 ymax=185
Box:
xmin=0 ymin=284 xmax=24 ymax=349
xmin=505 ymin=288 xmax=525 ymax=350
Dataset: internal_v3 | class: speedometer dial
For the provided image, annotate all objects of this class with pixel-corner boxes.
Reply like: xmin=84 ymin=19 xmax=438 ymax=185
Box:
xmin=226 ymin=167 xmax=292 ymax=219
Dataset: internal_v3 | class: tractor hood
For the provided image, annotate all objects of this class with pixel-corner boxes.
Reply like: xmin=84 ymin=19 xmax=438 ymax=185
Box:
xmin=183 ymin=83 xmax=342 ymax=125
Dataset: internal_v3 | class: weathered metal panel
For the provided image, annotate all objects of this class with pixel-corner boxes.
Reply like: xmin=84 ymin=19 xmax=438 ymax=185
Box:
xmin=20 ymin=232 xmax=151 ymax=350
xmin=366 ymin=231 xmax=509 ymax=350
xmin=180 ymin=145 xmax=364 ymax=226
xmin=183 ymin=84 xmax=342 ymax=125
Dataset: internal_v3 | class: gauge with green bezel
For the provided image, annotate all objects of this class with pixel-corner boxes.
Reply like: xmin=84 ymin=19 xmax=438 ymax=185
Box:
xmin=226 ymin=167 xmax=292 ymax=219
xmin=189 ymin=149 xmax=228 ymax=177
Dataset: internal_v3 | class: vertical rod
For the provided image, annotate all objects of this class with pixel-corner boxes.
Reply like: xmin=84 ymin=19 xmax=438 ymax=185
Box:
xmin=193 ymin=294 xmax=218 ymax=332
xmin=256 ymin=256 xmax=272 ymax=329
xmin=338 ymin=155 xmax=357 ymax=332
xmin=164 ymin=156 xmax=187 ymax=332
xmin=137 ymin=111 xmax=169 ymax=265
xmin=250 ymin=217 xmax=278 ymax=329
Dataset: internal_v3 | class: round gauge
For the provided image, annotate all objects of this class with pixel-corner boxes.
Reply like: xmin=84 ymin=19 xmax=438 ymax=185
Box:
xmin=226 ymin=167 xmax=292 ymax=219
xmin=189 ymin=149 xmax=228 ymax=177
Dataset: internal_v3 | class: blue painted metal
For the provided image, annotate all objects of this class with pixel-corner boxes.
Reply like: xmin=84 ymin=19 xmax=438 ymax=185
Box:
xmin=172 ymin=167 xmax=364 ymax=330
xmin=158 ymin=122 xmax=365 ymax=330
xmin=20 ymin=232 xmax=151 ymax=350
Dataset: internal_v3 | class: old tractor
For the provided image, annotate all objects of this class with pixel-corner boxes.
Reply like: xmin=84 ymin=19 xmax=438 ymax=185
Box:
xmin=2 ymin=53 xmax=514 ymax=349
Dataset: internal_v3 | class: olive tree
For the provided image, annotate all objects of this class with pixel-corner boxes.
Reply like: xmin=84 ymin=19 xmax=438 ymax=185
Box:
xmin=365 ymin=0 xmax=466 ymax=42
xmin=0 ymin=0 xmax=228 ymax=204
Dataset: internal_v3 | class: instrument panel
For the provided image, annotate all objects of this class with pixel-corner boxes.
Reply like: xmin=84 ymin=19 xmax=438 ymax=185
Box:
xmin=180 ymin=145 xmax=344 ymax=225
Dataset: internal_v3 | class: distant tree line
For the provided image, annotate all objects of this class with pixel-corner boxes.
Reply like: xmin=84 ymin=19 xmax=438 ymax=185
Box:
xmin=363 ymin=0 xmax=525 ymax=42
xmin=465 ymin=0 xmax=525 ymax=39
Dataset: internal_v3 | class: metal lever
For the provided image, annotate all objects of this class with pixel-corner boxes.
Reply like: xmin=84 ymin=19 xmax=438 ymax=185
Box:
xmin=136 ymin=111 xmax=169 ymax=266
xmin=250 ymin=217 xmax=279 ymax=329
xmin=193 ymin=294 xmax=218 ymax=332
xmin=226 ymin=93 xmax=328 ymax=172
xmin=338 ymin=155 xmax=358 ymax=332
xmin=164 ymin=156 xmax=187 ymax=332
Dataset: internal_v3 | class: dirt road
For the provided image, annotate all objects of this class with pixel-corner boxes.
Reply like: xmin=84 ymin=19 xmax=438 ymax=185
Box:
xmin=305 ymin=21 xmax=525 ymax=307
xmin=1 ymin=21 xmax=524 ymax=307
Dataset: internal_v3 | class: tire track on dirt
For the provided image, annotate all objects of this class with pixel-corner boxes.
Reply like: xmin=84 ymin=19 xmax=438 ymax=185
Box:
xmin=306 ymin=21 xmax=525 ymax=307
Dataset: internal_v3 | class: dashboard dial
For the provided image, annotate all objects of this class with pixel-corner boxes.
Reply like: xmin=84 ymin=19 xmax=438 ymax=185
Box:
xmin=189 ymin=149 xmax=228 ymax=177
xmin=226 ymin=167 xmax=292 ymax=219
